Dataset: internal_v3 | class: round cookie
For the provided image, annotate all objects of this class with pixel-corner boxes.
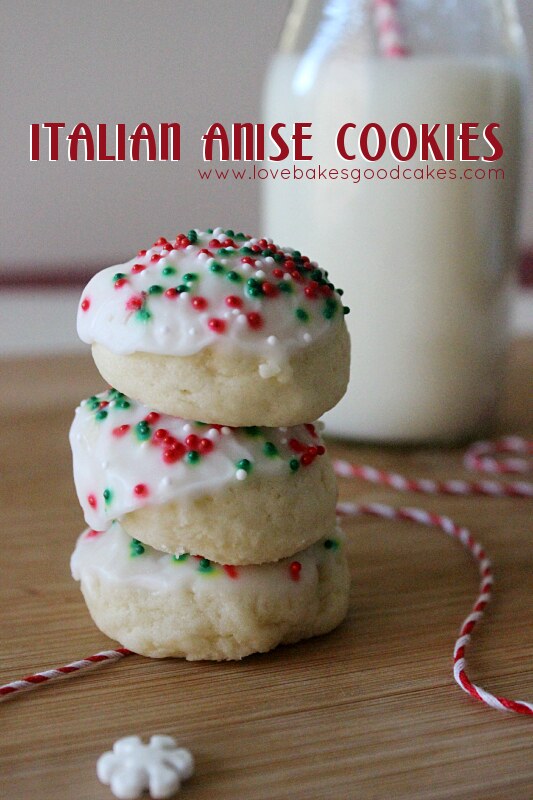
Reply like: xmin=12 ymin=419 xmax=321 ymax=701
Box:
xmin=78 ymin=228 xmax=350 ymax=426
xmin=71 ymin=522 xmax=351 ymax=661
xmin=70 ymin=389 xmax=337 ymax=565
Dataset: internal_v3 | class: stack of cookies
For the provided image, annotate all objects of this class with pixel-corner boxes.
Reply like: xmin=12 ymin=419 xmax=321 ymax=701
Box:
xmin=70 ymin=228 xmax=351 ymax=660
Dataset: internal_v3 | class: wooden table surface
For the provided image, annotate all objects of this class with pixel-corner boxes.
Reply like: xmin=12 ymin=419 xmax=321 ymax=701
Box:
xmin=1 ymin=341 xmax=532 ymax=800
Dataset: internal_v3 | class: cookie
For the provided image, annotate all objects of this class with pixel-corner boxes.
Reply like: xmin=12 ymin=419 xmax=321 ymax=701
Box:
xmin=78 ymin=228 xmax=350 ymax=426
xmin=71 ymin=522 xmax=351 ymax=661
xmin=70 ymin=390 xmax=337 ymax=564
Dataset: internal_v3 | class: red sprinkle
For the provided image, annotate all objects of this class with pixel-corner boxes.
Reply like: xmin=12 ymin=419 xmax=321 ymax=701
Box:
xmin=290 ymin=561 xmax=302 ymax=581
xmin=209 ymin=238 xmax=221 ymax=248
xmin=131 ymin=263 xmax=146 ymax=274
xmin=165 ymin=287 xmax=179 ymax=299
xmin=246 ymin=312 xmax=263 ymax=330
xmin=145 ymin=412 xmax=160 ymax=425
xmin=300 ymin=452 xmax=314 ymax=467
xmin=225 ymin=295 xmax=243 ymax=309
xmin=80 ymin=297 xmax=90 ymax=312
xmin=126 ymin=295 xmax=143 ymax=311
xmin=133 ymin=483 xmax=149 ymax=497
xmin=153 ymin=428 xmax=169 ymax=443
xmin=208 ymin=317 xmax=226 ymax=334
xmin=261 ymin=281 xmax=278 ymax=297
xmin=319 ymin=284 xmax=333 ymax=297
xmin=99 ymin=401 xmax=109 ymax=409
xmin=154 ymin=237 xmax=168 ymax=246
xmin=317 ymin=445 xmax=326 ymax=455
xmin=305 ymin=423 xmax=318 ymax=438
xmin=86 ymin=529 xmax=104 ymax=539
xmin=114 ymin=278 xmax=128 ymax=289
xmin=198 ymin=437 xmax=214 ymax=454
xmin=87 ymin=494 xmax=97 ymax=509
xmin=223 ymin=565 xmax=239 ymax=579
xmin=241 ymin=256 xmax=254 ymax=266
xmin=150 ymin=254 xmax=161 ymax=262
xmin=191 ymin=296 xmax=208 ymax=312
xmin=163 ymin=442 xmax=186 ymax=463
xmin=289 ymin=438 xmax=306 ymax=454
xmin=137 ymin=250 xmax=147 ymax=257
xmin=112 ymin=424 xmax=130 ymax=437
xmin=185 ymin=434 xmax=199 ymax=450
xmin=272 ymin=268 xmax=284 ymax=279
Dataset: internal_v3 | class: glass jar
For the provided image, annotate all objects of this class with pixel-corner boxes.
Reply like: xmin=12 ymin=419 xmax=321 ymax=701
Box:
xmin=261 ymin=0 xmax=527 ymax=443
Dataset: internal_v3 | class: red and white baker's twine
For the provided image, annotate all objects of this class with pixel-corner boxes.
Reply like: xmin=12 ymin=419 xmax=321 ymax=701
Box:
xmin=1 ymin=437 xmax=532 ymax=714
xmin=374 ymin=0 xmax=409 ymax=58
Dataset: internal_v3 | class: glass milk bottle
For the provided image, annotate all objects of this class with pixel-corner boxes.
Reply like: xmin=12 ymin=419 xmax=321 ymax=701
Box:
xmin=261 ymin=0 xmax=527 ymax=443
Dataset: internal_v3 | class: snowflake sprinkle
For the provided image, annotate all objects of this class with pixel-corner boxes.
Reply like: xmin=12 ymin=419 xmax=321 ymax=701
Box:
xmin=97 ymin=735 xmax=194 ymax=800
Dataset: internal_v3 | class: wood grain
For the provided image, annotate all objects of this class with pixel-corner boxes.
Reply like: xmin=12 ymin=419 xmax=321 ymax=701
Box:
xmin=1 ymin=340 xmax=532 ymax=800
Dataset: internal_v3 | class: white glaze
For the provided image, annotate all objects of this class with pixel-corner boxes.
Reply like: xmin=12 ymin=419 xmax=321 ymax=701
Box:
xmin=71 ymin=521 xmax=345 ymax=591
xmin=70 ymin=389 xmax=327 ymax=531
xmin=77 ymin=229 xmax=346 ymax=371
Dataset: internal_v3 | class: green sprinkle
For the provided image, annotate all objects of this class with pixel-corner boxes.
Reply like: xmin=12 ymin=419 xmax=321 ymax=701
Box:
xmin=103 ymin=488 xmax=112 ymax=505
xmin=236 ymin=458 xmax=252 ymax=473
xmin=113 ymin=272 xmax=126 ymax=282
xmin=295 ymin=308 xmax=309 ymax=322
xmin=261 ymin=249 xmax=271 ymax=257
xmin=244 ymin=426 xmax=261 ymax=436
xmin=116 ymin=399 xmax=130 ymax=409
xmin=176 ymin=284 xmax=189 ymax=293
xmin=187 ymin=230 xmax=198 ymax=243
xmin=343 ymin=306 xmax=350 ymax=315
xmin=198 ymin=558 xmax=214 ymax=573
xmin=207 ymin=228 xmax=213 ymax=234
xmin=218 ymin=248 xmax=232 ymax=256
xmin=136 ymin=421 xmax=151 ymax=441
xmin=240 ymin=246 xmax=254 ymax=255
xmin=292 ymin=250 xmax=301 ymax=259
xmin=225 ymin=229 xmax=235 ymax=237
xmin=186 ymin=450 xmax=200 ymax=465
xmin=148 ymin=284 xmax=163 ymax=294
xmin=310 ymin=269 xmax=322 ymax=281
xmin=235 ymin=232 xmax=246 ymax=240
xmin=183 ymin=272 xmax=198 ymax=282
xmin=226 ymin=271 xmax=242 ymax=283
xmin=263 ymin=442 xmax=278 ymax=457
xmin=87 ymin=397 xmax=99 ymax=410
xmin=130 ymin=538 xmax=145 ymax=557
xmin=162 ymin=266 xmax=176 ymax=276
xmin=289 ymin=458 xmax=300 ymax=472
xmin=246 ymin=278 xmax=262 ymax=298
xmin=95 ymin=409 xmax=108 ymax=421
xmin=273 ymin=253 xmax=284 ymax=263
xmin=209 ymin=262 xmax=224 ymax=274
xmin=323 ymin=298 xmax=338 ymax=319
xmin=337 ymin=288 xmax=344 ymax=296
xmin=172 ymin=553 xmax=189 ymax=563
xmin=136 ymin=308 xmax=152 ymax=322
xmin=278 ymin=281 xmax=292 ymax=293
xmin=324 ymin=538 xmax=339 ymax=550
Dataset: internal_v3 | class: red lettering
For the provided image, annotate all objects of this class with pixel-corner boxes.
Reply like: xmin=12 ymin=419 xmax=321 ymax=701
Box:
xmin=43 ymin=122 xmax=65 ymax=161
xmin=420 ymin=123 xmax=444 ymax=161
xmin=359 ymin=124 xmax=386 ymax=162
xmin=292 ymin=123 xmax=312 ymax=161
xmin=232 ymin=123 xmax=255 ymax=160
xmin=483 ymin=123 xmax=504 ymax=162
xmin=130 ymin=123 xmax=157 ymax=161
xmin=390 ymin=123 xmax=417 ymax=161
xmin=30 ymin=124 xmax=40 ymax=160
xmin=459 ymin=123 xmax=479 ymax=161
xmin=159 ymin=123 xmax=180 ymax=161
xmin=270 ymin=123 xmax=289 ymax=162
xmin=97 ymin=124 xmax=114 ymax=161
xmin=336 ymin=123 xmax=357 ymax=160
xmin=68 ymin=123 xmax=94 ymax=161
xmin=116 ymin=124 xmax=126 ymax=161
xmin=202 ymin=123 xmax=229 ymax=161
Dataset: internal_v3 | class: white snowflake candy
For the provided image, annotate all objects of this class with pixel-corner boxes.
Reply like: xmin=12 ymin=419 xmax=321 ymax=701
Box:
xmin=97 ymin=735 xmax=194 ymax=800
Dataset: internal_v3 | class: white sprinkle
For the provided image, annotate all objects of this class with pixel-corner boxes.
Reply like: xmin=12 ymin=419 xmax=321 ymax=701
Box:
xmin=264 ymin=256 xmax=275 ymax=265
xmin=241 ymin=263 xmax=251 ymax=272
xmin=180 ymin=291 xmax=189 ymax=301
xmin=283 ymin=273 xmax=292 ymax=281
xmin=221 ymin=426 xmax=231 ymax=435
xmin=146 ymin=249 xmax=154 ymax=257
xmin=255 ymin=270 xmax=266 ymax=279
xmin=161 ymin=476 xmax=171 ymax=488
xmin=303 ymin=333 xmax=312 ymax=343
xmin=236 ymin=469 xmax=248 ymax=481
xmin=236 ymin=314 xmax=247 ymax=325
xmin=188 ymin=327 xmax=196 ymax=335
xmin=206 ymin=257 xmax=215 ymax=267
xmin=266 ymin=237 xmax=273 ymax=244
xmin=280 ymin=438 xmax=287 ymax=445
xmin=221 ymin=259 xmax=229 ymax=265
xmin=223 ymin=311 xmax=232 ymax=319
xmin=213 ymin=226 xmax=224 ymax=236
xmin=259 ymin=362 xmax=281 ymax=379
xmin=267 ymin=335 xmax=278 ymax=346
xmin=249 ymin=238 xmax=259 ymax=245
xmin=311 ymin=261 xmax=318 ymax=268
xmin=207 ymin=428 xmax=220 ymax=441
xmin=197 ymin=251 xmax=209 ymax=261
xmin=186 ymin=244 xmax=195 ymax=252
xmin=183 ymin=423 xmax=192 ymax=434
xmin=232 ymin=308 xmax=240 ymax=316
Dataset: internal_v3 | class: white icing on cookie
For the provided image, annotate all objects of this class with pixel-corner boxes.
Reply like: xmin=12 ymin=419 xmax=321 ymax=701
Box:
xmin=77 ymin=229 xmax=348 ymax=369
xmin=70 ymin=389 xmax=327 ymax=531
xmin=71 ymin=521 xmax=345 ymax=591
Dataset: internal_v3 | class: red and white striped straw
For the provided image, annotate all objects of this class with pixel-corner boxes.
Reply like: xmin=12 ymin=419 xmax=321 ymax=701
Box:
xmin=374 ymin=0 xmax=409 ymax=58
xmin=0 ymin=648 xmax=133 ymax=701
